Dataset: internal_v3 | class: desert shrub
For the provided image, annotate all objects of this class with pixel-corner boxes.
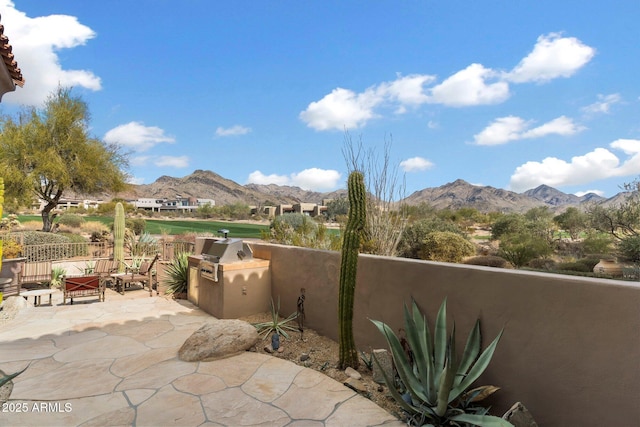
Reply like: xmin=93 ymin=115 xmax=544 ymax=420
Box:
xmin=555 ymin=261 xmax=593 ymax=273
xmin=163 ymin=252 xmax=189 ymax=295
xmin=266 ymin=214 xmax=341 ymax=250
xmin=0 ymin=214 xmax=21 ymax=231
xmin=81 ymin=221 xmax=110 ymax=235
xmin=581 ymin=231 xmax=614 ymax=257
xmin=418 ymin=231 xmax=476 ymax=263
xmin=0 ymin=237 xmax=22 ymax=259
xmin=398 ymin=218 xmax=466 ymax=259
xmin=464 ymin=255 xmax=511 ymax=268
xmin=618 ymin=235 xmax=640 ymax=262
xmin=57 ymin=213 xmax=85 ymax=228
xmin=527 ymin=258 xmax=557 ymax=270
xmin=498 ymin=232 xmax=552 ymax=268
xmin=125 ymin=218 xmax=147 ymax=235
xmin=19 ymin=221 xmax=42 ymax=231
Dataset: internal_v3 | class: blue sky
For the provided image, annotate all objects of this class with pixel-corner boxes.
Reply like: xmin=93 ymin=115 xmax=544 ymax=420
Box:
xmin=2 ymin=1 xmax=640 ymax=199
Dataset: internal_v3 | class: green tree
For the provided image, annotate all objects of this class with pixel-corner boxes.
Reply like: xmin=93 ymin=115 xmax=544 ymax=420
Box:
xmin=324 ymin=197 xmax=349 ymax=221
xmin=554 ymin=207 xmax=588 ymax=240
xmin=524 ymin=206 xmax=557 ymax=242
xmin=0 ymin=88 xmax=128 ymax=232
xmin=490 ymin=213 xmax=526 ymax=240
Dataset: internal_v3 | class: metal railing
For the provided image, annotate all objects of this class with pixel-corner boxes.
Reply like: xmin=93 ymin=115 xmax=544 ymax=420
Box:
xmin=18 ymin=240 xmax=194 ymax=262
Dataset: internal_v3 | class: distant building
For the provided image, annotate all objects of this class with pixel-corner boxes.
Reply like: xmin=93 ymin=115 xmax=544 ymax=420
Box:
xmin=132 ymin=197 xmax=215 ymax=212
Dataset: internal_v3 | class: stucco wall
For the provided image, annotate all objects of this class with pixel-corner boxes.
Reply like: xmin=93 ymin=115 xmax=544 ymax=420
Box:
xmin=251 ymin=242 xmax=640 ymax=426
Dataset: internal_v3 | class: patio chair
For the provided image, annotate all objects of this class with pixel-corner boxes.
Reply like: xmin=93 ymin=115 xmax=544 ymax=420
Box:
xmin=94 ymin=259 xmax=120 ymax=288
xmin=114 ymin=254 xmax=159 ymax=296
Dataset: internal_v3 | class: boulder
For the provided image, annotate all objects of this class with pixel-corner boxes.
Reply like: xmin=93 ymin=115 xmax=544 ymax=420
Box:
xmin=178 ymin=319 xmax=259 ymax=362
xmin=502 ymin=402 xmax=538 ymax=427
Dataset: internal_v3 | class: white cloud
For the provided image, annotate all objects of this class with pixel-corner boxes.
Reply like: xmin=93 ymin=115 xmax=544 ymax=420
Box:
xmin=301 ymin=33 xmax=594 ymax=131
xmin=215 ymin=125 xmax=252 ymax=137
xmin=582 ymin=93 xmax=622 ymax=115
xmin=247 ymin=171 xmax=291 ymax=186
xmin=474 ymin=115 xmax=583 ymax=145
xmin=575 ymin=189 xmax=605 ymax=197
xmin=247 ymin=168 xmax=341 ymax=191
xmin=474 ymin=116 xmax=529 ymax=146
xmin=509 ymin=139 xmax=640 ymax=191
xmin=378 ymin=74 xmax=435 ymax=106
xmin=427 ymin=120 xmax=439 ymax=129
xmin=154 ymin=156 xmax=189 ymax=168
xmin=0 ymin=0 xmax=101 ymax=105
xmin=127 ymin=176 xmax=146 ymax=185
xmin=104 ymin=122 xmax=175 ymax=152
xmin=521 ymin=116 xmax=585 ymax=139
xmin=299 ymin=87 xmax=382 ymax=131
xmin=400 ymin=157 xmax=434 ymax=172
xmin=506 ymin=33 xmax=595 ymax=83
xmin=428 ymin=64 xmax=510 ymax=107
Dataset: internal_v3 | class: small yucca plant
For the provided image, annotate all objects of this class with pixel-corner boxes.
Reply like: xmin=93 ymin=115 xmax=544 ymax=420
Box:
xmin=253 ymin=297 xmax=298 ymax=340
xmin=371 ymin=299 xmax=512 ymax=427
xmin=163 ymin=252 xmax=189 ymax=295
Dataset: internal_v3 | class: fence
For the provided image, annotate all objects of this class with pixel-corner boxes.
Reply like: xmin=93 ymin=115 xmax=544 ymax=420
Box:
xmin=16 ymin=240 xmax=194 ymax=262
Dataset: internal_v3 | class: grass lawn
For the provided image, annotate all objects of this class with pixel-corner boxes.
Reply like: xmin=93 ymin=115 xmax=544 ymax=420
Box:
xmin=16 ymin=215 xmax=269 ymax=238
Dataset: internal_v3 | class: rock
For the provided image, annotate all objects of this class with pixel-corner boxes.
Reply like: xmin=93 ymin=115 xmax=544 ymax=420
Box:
xmin=178 ymin=319 xmax=259 ymax=362
xmin=264 ymin=345 xmax=273 ymax=353
xmin=377 ymin=385 xmax=384 ymax=393
xmin=344 ymin=378 xmax=367 ymax=394
xmin=502 ymin=402 xmax=539 ymax=427
xmin=300 ymin=353 xmax=310 ymax=361
xmin=345 ymin=366 xmax=361 ymax=380
xmin=277 ymin=347 xmax=284 ymax=353
xmin=372 ymin=349 xmax=393 ymax=384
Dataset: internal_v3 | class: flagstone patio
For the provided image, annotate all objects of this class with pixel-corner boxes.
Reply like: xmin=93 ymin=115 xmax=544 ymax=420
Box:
xmin=0 ymin=290 xmax=403 ymax=426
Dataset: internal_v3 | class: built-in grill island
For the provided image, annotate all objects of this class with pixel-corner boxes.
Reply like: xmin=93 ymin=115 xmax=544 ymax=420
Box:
xmin=187 ymin=232 xmax=271 ymax=319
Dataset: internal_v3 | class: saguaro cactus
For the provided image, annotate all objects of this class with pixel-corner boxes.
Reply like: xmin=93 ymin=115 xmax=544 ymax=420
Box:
xmin=114 ymin=202 xmax=125 ymax=272
xmin=338 ymin=171 xmax=366 ymax=369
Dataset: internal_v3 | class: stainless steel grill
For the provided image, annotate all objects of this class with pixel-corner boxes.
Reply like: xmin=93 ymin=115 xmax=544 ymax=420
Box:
xmin=197 ymin=231 xmax=253 ymax=282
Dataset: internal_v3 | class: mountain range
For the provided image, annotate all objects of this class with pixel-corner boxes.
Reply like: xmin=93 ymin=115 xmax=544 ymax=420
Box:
xmin=105 ymin=169 xmax=628 ymax=213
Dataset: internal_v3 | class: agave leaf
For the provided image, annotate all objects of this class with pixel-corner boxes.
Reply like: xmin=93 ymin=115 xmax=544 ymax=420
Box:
xmin=450 ymin=413 xmax=514 ymax=427
xmin=450 ymin=329 xmax=504 ymax=402
xmin=456 ymin=319 xmax=482 ymax=387
xmin=404 ymin=301 xmax=433 ymax=404
xmin=463 ymin=385 xmax=501 ymax=403
xmin=412 ymin=299 xmax=436 ymax=401
xmin=434 ymin=299 xmax=448 ymax=377
xmin=370 ymin=319 xmax=428 ymax=403
xmin=0 ymin=364 xmax=28 ymax=388
xmin=372 ymin=351 xmax=423 ymax=416
xmin=435 ymin=363 xmax=455 ymax=417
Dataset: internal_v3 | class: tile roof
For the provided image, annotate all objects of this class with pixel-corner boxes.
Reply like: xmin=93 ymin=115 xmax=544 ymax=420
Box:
xmin=0 ymin=22 xmax=24 ymax=87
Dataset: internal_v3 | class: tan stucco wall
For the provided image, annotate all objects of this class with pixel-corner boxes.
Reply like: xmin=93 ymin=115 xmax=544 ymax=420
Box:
xmin=251 ymin=242 xmax=640 ymax=426
xmin=188 ymin=256 xmax=271 ymax=319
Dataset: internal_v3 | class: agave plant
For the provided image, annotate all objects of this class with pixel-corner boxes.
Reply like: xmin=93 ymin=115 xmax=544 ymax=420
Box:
xmin=163 ymin=252 xmax=189 ymax=295
xmin=253 ymin=296 xmax=298 ymax=340
xmin=371 ymin=299 xmax=512 ymax=427
xmin=0 ymin=364 xmax=29 ymax=391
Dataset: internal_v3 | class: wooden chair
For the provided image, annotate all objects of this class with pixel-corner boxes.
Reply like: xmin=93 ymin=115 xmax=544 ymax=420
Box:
xmin=93 ymin=259 xmax=119 ymax=287
xmin=19 ymin=261 xmax=52 ymax=289
xmin=114 ymin=254 xmax=159 ymax=296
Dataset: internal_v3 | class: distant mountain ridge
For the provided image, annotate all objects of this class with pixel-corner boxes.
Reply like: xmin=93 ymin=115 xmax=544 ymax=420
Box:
xmin=98 ymin=170 xmax=620 ymax=213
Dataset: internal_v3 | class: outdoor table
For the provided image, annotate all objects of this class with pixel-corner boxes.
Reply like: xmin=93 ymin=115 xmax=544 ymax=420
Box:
xmin=21 ymin=288 xmax=55 ymax=306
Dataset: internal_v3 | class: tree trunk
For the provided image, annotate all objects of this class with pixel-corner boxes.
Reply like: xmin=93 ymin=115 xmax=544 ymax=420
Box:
xmin=40 ymin=203 xmax=56 ymax=232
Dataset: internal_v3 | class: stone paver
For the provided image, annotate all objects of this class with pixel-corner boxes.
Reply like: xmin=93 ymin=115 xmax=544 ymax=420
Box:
xmin=0 ymin=289 xmax=403 ymax=426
